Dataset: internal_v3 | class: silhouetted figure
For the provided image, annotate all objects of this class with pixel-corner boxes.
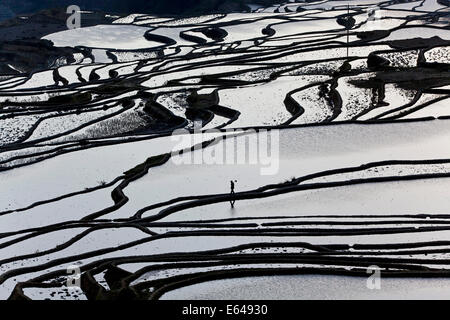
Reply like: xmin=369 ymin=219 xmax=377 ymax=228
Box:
xmin=230 ymin=180 xmax=237 ymax=208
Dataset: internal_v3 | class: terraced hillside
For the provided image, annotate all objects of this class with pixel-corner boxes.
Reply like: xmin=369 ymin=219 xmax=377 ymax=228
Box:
xmin=1 ymin=0 xmax=450 ymax=300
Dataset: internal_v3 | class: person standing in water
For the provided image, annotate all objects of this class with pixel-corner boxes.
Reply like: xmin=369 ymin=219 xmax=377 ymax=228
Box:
xmin=230 ymin=180 xmax=237 ymax=208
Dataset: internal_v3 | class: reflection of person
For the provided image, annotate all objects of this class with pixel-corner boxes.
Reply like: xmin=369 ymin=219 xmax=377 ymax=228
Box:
xmin=230 ymin=180 xmax=236 ymax=208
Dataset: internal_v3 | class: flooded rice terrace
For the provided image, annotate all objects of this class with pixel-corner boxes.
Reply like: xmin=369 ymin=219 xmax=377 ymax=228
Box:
xmin=0 ymin=0 xmax=450 ymax=300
